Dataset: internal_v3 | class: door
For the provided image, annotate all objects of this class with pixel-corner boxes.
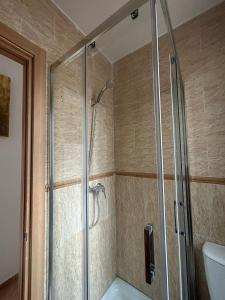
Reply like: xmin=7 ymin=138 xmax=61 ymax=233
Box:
xmin=49 ymin=0 xmax=195 ymax=299
xmin=49 ymin=47 xmax=88 ymax=300
xmin=154 ymin=0 xmax=196 ymax=299
xmin=86 ymin=0 xmax=189 ymax=299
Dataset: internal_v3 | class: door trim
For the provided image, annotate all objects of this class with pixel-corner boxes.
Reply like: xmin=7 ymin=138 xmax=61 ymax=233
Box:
xmin=0 ymin=21 xmax=46 ymax=300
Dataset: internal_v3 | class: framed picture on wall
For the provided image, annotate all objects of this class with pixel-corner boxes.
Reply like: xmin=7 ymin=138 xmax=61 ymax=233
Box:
xmin=0 ymin=74 xmax=11 ymax=137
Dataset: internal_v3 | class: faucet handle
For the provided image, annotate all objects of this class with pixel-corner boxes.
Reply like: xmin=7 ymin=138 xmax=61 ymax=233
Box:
xmin=97 ymin=183 xmax=106 ymax=198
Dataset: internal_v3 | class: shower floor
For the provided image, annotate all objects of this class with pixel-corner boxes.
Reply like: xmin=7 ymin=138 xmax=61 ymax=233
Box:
xmin=101 ymin=278 xmax=151 ymax=300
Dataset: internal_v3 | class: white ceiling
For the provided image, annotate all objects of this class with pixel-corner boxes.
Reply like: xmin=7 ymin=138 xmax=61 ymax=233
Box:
xmin=52 ymin=0 xmax=224 ymax=62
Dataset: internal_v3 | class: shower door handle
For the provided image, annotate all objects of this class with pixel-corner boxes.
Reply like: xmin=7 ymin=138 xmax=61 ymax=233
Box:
xmin=144 ymin=224 xmax=155 ymax=284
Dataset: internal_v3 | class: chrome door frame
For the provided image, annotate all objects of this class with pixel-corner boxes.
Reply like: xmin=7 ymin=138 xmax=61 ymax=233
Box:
xmin=150 ymin=0 xmax=196 ymax=299
xmin=51 ymin=0 xmax=149 ymax=71
xmin=150 ymin=0 xmax=170 ymax=298
xmin=160 ymin=0 xmax=196 ymax=298
xmin=49 ymin=0 xmax=196 ymax=299
xmin=170 ymin=57 xmax=196 ymax=300
xmin=48 ymin=46 xmax=88 ymax=300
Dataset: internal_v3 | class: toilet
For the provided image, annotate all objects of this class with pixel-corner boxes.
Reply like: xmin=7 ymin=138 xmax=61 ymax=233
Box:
xmin=203 ymin=242 xmax=225 ymax=300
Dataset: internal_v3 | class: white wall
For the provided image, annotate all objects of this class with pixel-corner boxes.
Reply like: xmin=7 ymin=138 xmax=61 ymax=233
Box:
xmin=0 ymin=54 xmax=23 ymax=284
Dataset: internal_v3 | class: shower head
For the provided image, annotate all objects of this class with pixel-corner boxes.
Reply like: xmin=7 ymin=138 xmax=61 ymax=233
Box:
xmin=92 ymin=80 xmax=114 ymax=106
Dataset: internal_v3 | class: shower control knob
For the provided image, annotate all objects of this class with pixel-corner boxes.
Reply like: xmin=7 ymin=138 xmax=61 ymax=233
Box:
xmin=102 ymin=187 xmax=106 ymax=198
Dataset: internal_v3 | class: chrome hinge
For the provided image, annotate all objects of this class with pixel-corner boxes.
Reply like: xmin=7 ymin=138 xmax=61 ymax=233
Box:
xmin=24 ymin=232 xmax=28 ymax=242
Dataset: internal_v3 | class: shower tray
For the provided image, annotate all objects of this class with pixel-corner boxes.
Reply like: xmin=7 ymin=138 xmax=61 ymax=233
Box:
xmin=101 ymin=277 xmax=151 ymax=300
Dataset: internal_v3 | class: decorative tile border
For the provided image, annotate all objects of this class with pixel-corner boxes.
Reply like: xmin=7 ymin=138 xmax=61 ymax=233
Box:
xmin=45 ymin=171 xmax=115 ymax=191
xmin=45 ymin=171 xmax=225 ymax=191
xmin=116 ymin=171 xmax=225 ymax=185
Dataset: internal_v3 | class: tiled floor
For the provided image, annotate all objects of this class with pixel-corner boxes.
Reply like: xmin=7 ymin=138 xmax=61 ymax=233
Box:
xmin=0 ymin=277 xmax=19 ymax=300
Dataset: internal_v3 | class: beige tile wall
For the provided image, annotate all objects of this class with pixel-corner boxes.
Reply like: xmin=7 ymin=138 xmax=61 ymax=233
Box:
xmin=114 ymin=43 xmax=161 ymax=300
xmin=53 ymin=56 xmax=85 ymax=182
xmin=114 ymin=38 xmax=179 ymax=300
xmin=0 ymin=2 xmax=116 ymax=300
xmin=86 ymin=49 xmax=117 ymax=299
xmin=114 ymin=44 xmax=155 ymax=174
xmin=87 ymin=49 xmax=115 ymax=176
xmin=114 ymin=3 xmax=225 ymax=300
xmin=52 ymin=184 xmax=84 ymax=300
xmin=0 ymin=0 xmax=83 ymax=65
xmin=176 ymin=3 xmax=225 ymax=299
xmin=0 ymin=1 xmax=83 ymax=299
xmin=2 ymin=1 xmax=225 ymax=300
xmin=178 ymin=2 xmax=225 ymax=179
xmin=52 ymin=175 xmax=116 ymax=300
xmin=52 ymin=36 xmax=116 ymax=300
xmin=190 ymin=183 xmax=225 ymax=299
xmin=53 ymin=47 xmax=115 ymax=181
xmin=116 ymin=175 xmax=162 ymax=299
xmin=89 ymin=176 xmax=117 ymax=300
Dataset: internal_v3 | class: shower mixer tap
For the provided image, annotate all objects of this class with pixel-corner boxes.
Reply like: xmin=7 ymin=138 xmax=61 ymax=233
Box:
xmin=89 ymin=183 xmax=106 ymax=229
xmin=89 ymin=183 xmax=106 ymax=198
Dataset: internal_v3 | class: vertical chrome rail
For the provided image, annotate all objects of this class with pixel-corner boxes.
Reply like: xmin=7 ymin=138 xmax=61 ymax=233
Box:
xmin=160 ymin=1 xmax=196 ymax=298
xmin=150 ymin=0 xmax=169 ymax=299
xmin=159 ymin=0 xmax=177 ymax=64
xmin=177 ymin=74 xmax=196 ymax=300
xmin=48 ymin=66 xmax=55 ymax=300
xmin=160 ymin=0 xmax=196 ymax=297
xmin=82 ymin=46 xmax=89 ymax=300
xmin=48 ymin=47 xmax=90 ymax=300
xmin=170 ymin=56 xmax=185 ymax=300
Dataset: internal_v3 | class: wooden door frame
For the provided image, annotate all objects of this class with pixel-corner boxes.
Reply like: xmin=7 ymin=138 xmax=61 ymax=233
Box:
xmin=0 ymin=22 xmax=46 ymax=299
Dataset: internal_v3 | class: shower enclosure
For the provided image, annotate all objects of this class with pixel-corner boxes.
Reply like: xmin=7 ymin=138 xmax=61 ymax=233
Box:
xmin=48 ymin=0 xmax=195 ymax=299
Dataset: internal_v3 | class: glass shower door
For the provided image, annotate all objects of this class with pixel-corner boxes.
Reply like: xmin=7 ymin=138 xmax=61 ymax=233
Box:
xmin=85 ymin=2 xmax=165 ymax=299
xmin=48 ymin=47 xmax=88 ymax=300
xmin=48 ymin=0 xmax=196 ymax=299
xmin=85 ymin=0 xmax=188 ymax=299
xmin=155 ymin=1 xmax=196 ymax=299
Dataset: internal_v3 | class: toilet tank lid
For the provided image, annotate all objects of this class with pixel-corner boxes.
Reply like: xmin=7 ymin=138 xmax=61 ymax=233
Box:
xmin=203 ymin=242 xmax=225 ymax=266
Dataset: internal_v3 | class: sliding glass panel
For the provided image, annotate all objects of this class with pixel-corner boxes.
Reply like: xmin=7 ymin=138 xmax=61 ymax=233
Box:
xmin=155 ymin=2 xmax=182 ymax=299
xmin=157 ymin=1 xmax=195 ymax=299
xmin=170 ymin=41 xmax=196 ymax=300
xmin=86 ymin=43 xmax=116 ymax=300
xmin=85 ymin=1 xmax=174 ymax=299
xmin=48 ymin=1 xmax=194 ymax=300
xmin=49 ymin=48 xmax=87 ymax=300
